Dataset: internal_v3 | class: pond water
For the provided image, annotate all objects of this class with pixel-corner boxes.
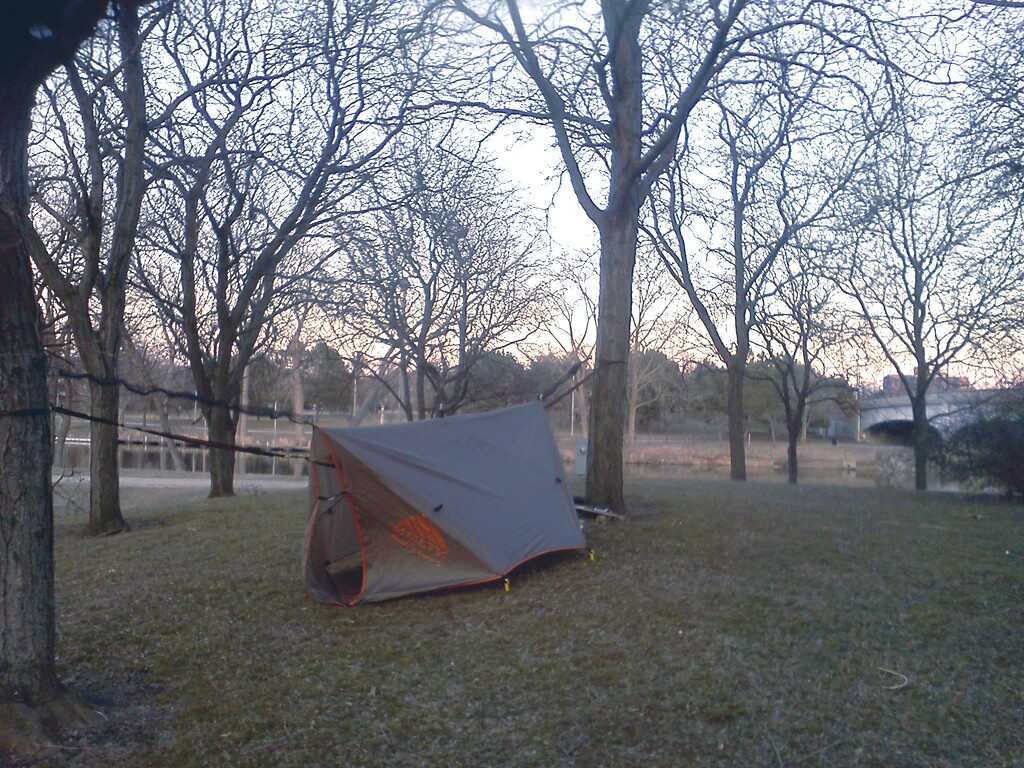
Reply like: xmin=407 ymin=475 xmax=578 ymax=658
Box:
xmin=62 ymin=444 xmax=884 ymax=488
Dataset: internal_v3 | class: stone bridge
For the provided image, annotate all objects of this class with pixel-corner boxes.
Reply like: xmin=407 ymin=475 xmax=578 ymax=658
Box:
xmin=856 ymin=388 xmax=1004 ymax=442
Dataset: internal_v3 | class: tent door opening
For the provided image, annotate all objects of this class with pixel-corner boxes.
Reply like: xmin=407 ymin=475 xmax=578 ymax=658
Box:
xmin=323 ymin=549 xmax=364 ymax=603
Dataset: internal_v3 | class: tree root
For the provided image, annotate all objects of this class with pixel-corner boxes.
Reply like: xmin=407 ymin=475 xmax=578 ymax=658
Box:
xmin=0 ymin=693 xmax=103 ymax=759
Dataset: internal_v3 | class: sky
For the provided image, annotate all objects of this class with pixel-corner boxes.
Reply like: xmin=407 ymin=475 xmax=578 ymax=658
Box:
xmin=487 ymin=128 xmax=599 ymax=255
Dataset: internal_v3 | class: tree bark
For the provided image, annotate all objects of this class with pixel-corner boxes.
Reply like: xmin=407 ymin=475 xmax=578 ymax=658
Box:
xmin=207 ymin=405 xmax=238 ymax=498
xmin=87 ymin=379 xmax=126 ymax=533
xmin=156 ymin=397 xmax=187 ymax=472
xmin=0 ymin=0 xmax=112 ymax=751
xmin=786 ymin=403 xmax=805 ymax=485
xmin=582 ymin=0 xmax=645 ymax=512
xmin=726 ymin=361 xmax=747 ymax=481
xmin=911 ymin=395 xmax=930 ymax=490
xmin=0 ymin=92 xmax=60 ymax=708
xmin=586 ymin=204 xmax=638 ymax=512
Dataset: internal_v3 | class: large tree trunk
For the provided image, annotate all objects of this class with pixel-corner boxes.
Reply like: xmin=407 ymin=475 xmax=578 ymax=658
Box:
xmin=0 ymin=77 xmax=98 ymax=753
xmin=582 ymin=0 xmax=644 ymax=513
xmin=726 ymin=361 xmax=747 ymax=481
xmin=787 ymin=428 xmax=799 ymax=484
xmin=0 ymin=0 xmax=112 ymax=752
xmin=586 ymin=211 xmax=636 ymax=511
xmin=87 ymin=379 xmax=127 ymax=534
xmin=0 ymin=95 xmax=60 ymax=709
xmin=207 ymin=405 xmax=238 ymax=497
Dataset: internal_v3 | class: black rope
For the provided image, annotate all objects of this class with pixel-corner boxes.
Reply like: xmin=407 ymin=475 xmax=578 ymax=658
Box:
xmin=0 ymin=402 xmax=307 ymax=462
xmin=539 ymin=361 xmax=583 ymax=401
xmin=0 ymin=358 xmax=628 ymax=459
xmin=53 ymin=404 xmax=306 ymax=460
xmin=55 ymin=368 xmax=309 ymax=425
xmin=543 ymin=368 xmax=598 ymax=409
xmin=0 ymin=365 xmax=310 ymax=463
xmin=542 ymin=358 xmax=626 ymax=409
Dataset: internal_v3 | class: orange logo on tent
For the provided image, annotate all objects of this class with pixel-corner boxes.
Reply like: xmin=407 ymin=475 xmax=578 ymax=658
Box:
xmin=390 ymin=513 xmax=449 ymax=567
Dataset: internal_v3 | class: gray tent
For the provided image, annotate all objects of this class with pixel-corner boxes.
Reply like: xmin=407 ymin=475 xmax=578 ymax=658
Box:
xmin=303 ymin=402 xmax=585 ymax=605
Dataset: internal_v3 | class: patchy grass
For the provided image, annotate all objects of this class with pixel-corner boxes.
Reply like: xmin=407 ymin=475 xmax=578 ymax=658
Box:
xmin=10 ymin=478 xmax=1024 ymax=767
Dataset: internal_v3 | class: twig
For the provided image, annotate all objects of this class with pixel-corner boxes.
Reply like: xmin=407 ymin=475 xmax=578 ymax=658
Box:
xmin=878 ymin=667 xmax=909 ymax=690
xmin=767 ymin=732 xmax=785 ymax=767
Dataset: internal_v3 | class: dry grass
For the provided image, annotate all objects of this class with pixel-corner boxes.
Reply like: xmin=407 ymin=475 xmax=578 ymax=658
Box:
xmin=8 ymin=478 xmax=1023 ymax=767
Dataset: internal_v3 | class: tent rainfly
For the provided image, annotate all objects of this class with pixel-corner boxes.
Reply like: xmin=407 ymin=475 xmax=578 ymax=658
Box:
xmin=303 ymin=402 xmax=586 ymax=605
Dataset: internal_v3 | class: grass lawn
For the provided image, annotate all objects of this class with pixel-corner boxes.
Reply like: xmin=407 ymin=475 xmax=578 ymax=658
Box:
xmin=13 ymin=478 xmax=1024 ymax=767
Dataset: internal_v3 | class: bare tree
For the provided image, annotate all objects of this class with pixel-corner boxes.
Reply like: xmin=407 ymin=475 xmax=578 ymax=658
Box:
xmin=449 ymin=0 xmax=760 ymax=509
xmin=834 ymin=103 xmax=1024 ymax=490
xmin=751 ymin=256 xmax=859 ymax=483
xmin=962 ymin=9 xmax=1024 ymax=206
xmin=135 ymin=0 xmax=422 ymax=496
xmin=647 ymin=21 xmax=888 ymax=480
xmin=627 ymin=250 xmax=691 ymax=446
xmin=537 ymin=250 xmax=598 ymax=437
xmin=0 ymin=0 xmax=112 ymax=749
xmin=29 ymin=1 xmax=165 ymax=534
xmin=119 ymin=321 xmax=190 ymax=471
xmin=339 ymin=136 xmax=549 ymax=419
xmin=450 ymin=0 xmax=897 ymax=508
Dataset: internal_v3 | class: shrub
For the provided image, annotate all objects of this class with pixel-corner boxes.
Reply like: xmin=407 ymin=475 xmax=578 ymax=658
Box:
xmin=939 ymin=396 xmax=1024 ymax=496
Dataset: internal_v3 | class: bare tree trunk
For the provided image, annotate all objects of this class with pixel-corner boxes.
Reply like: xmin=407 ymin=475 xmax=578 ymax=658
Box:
xmin=292 ymin=337 xmax=305 ymax=443
xmin=207 ymin=405 xmax=238 ymax=498
xmin=0 ymin=79 xmax=101 ymax=752
xmin=786 ymin=403 xmax=805 ymax=485
xmin=156 ymin=396 xmax=187 ymax=472
xmin=726 ymin=362 xmax=747 ymax=481
xmin=0 ymin=2 xmax=112 ymax=750
xmin=53 ymin=378 xmax=74 ymax=469
xmin=586 ymin=209 xmax=636 ymax=511
xmin=787 ymin=426 xmax=800 ymax=484
xmin=349 ymin=389 xmax=384 ymax=428
xmin=0 ymin=101 xmax=60 ymax=709
xmin=87 ymin=379 xmax=126 ymax=534
xmin=238 ymin=367 xmax=249 ymax=446
xmin=911 ymin=395 xmax=929 ymax=490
